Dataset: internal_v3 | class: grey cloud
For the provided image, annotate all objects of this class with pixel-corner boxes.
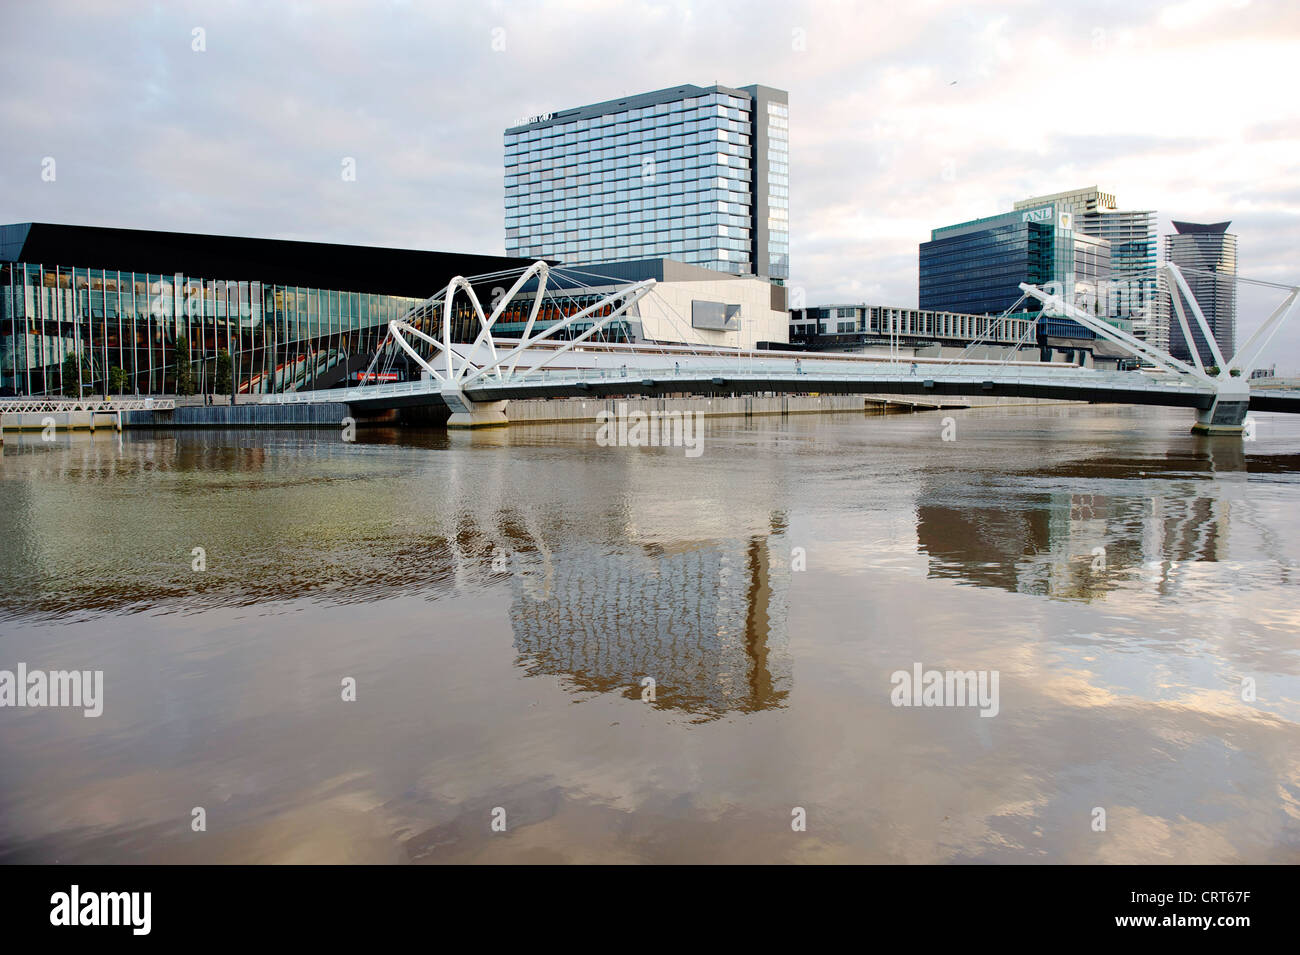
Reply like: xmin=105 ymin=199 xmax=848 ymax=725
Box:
xmin=1 ymin=0 xmax=1297 ymax=369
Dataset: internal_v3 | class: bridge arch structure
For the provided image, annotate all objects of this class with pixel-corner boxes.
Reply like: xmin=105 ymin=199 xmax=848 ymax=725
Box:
xmin=260 ymin=262 xmax=1300 ymax=435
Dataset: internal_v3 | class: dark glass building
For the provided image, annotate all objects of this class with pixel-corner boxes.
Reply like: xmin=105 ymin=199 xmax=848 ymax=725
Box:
xmin=919 ymin=212 xmax=1055 ymax=317
xmin=0 ymin=223 xmax=531 ymax=397
xmin=919 ymin=203 xmax=1118 ymax=353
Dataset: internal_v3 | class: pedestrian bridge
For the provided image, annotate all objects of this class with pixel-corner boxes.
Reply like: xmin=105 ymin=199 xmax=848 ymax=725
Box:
xmin=261 ymin=261 xmax=1300 ymax=436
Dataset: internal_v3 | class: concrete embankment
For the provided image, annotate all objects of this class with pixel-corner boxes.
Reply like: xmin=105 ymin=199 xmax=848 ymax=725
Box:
xmin=504 ymin=393 xmax=1066 ymax=426
xmin=1 ymin=410 xmax=125 ymax=432
xmin=3 ymin=392 xmax=1072 ymax=433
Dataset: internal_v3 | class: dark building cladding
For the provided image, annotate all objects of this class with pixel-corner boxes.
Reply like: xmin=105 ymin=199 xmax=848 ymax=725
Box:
xmin=0 ymin=223 xmax=537 ymax=397
xmin=919 ymin=220 xmax=1054 ymax=317
xmin=0 ymin=223 xmax=533 ymax=299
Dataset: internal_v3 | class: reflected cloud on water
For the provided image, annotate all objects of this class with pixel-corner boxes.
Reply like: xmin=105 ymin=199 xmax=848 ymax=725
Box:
xmin=2 ymin=411 xmax=1300 ymax=862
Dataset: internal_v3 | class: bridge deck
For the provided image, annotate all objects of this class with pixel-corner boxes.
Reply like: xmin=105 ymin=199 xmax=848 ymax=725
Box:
xmin=256 ymin=351 xmax=1300 ymax=416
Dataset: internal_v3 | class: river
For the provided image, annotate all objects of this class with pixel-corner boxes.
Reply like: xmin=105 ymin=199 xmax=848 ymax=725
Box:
xmin=1 ymin=404 xmax=1297 ymax=863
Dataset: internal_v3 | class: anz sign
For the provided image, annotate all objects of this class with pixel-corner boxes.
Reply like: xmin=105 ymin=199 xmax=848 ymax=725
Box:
xmin=1021 ymin=206 xmax=1073 ymax=231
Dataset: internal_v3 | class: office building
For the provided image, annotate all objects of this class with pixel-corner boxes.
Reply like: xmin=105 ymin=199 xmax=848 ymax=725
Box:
xmin=1163 ymin=220 xmax=1238 ymax=367
xmin=1014 ymin=187 xmax=1161 ymax=348
xmin=504 ymin=83 xmax=789 ymax=283
xmin=788 ymin=302 xmax=1127 ymax=367
xmin=919 ymin=202 xmax=1112 ymax=329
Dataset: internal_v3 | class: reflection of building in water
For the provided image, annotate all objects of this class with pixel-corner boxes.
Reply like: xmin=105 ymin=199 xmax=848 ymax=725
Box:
xmin=918 ymin=461 xmax=1232 ymax=600
xmin=508 ymin=535 xmax=791 ymax=717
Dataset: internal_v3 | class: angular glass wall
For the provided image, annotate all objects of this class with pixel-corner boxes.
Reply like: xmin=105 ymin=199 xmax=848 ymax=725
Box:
xmin=0 ymin=262 xmax=420 ymax=397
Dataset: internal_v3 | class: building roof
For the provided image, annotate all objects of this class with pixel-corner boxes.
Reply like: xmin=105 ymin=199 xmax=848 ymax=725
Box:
xmin=1013 ymin=186 xmax=1114 ymax=210
xmin=1171 ymin=221 xmax=1232 ymax=234
xmin=929 ymin=202 xmax=1055 ymax=240
xmin=501 ymin=83 xmax=759 ymax=132
xmin=0 ymin=222 xmax=536 ymax=298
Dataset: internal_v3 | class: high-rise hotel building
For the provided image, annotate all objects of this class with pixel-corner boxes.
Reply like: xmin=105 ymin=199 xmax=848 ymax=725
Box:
xmin=504 ymin=84 xmax=789 ymax=283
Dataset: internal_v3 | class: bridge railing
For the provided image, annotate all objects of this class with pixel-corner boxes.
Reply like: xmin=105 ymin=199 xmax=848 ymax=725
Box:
xmin=489 ymin=362 xmax=1209 ymax=395
xmin=0 ymin=397 xmax=176 ymax=413
xmin=260 ymin=380 xmax=436 ymax=405
xmin=256 ymin=360 xmax=1214 ymax=405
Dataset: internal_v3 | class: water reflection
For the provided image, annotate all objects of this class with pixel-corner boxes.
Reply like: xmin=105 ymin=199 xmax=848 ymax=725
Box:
xmin=0 ymin=427 xmax=793 ymax=717
xmin=3 ymin=411 xmax=1300 ymax=863
xmin=918 ymin=446 xmax=1300 ymax=601
xmin=509 ymin=534 xmax=790 ymax=717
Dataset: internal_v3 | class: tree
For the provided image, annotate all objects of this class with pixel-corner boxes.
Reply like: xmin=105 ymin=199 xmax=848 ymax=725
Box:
xmin=61 ymin=352 xmax=86 ymax=397
xmin=108 ymin=366 xmax=129 ymax=394
xmin=214 ymin=348 xmax=233 ymax=395
xmin=174 ymin=336 xmax=196 ymax=396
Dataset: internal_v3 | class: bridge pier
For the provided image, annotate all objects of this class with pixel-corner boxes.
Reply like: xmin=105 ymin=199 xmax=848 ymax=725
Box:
xmin=442 ymin=389 xmax=509 ymax=429
xmin=1192 ymin=385 xmax=1250 ymax=436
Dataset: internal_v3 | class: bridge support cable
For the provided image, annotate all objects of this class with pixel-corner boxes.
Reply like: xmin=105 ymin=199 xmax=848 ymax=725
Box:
xmin=947 ymin=293 xmax=1030 ymax=364
xmin=354 ymin=331 xmax=390 ymax=389
xmin=1165 ymin=263 xmax=1229 ymax=371
xmin=1018 ymin=282 xmax=1210 ymax=384
xmin=1164 ymin=265 xmax=1215 ymax=375
xmin=631 ymin=289 xmax=710 ymax=370
xmin=539 ymin=263 xmax=711 ymax=372
xmin=997 ymin=311 xmax=1042 ymax=366
xmin=1228 ymin=288 xmax=1299 ymax=378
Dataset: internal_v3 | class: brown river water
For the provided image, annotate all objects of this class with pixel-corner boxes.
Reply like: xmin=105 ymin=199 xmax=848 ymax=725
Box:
xmin=1 ymin=404 xmax=1298 ymax=863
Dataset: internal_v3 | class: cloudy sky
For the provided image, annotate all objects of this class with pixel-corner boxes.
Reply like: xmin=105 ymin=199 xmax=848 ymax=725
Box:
xmin=2 ymin=0 xmax=1298 ymax=332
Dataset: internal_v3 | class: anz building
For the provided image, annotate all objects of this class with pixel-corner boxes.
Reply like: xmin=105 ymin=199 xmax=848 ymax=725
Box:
xmin=919 ymin=203 xmax=1118 ymax=358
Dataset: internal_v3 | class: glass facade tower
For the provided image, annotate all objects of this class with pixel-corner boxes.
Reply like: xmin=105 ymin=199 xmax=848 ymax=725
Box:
xmin=1014 ymin=187 xmax=1160 ymax=347
xmin=919 ymin=204 xmax=1109 ymax=312
xmin=919 ymin=203 xmax=1119 ymax=348
xmin=504 ymin=83 xmax=788 ymax=282
xmin=1164 ymin=220 xmax=1237 ymax=367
